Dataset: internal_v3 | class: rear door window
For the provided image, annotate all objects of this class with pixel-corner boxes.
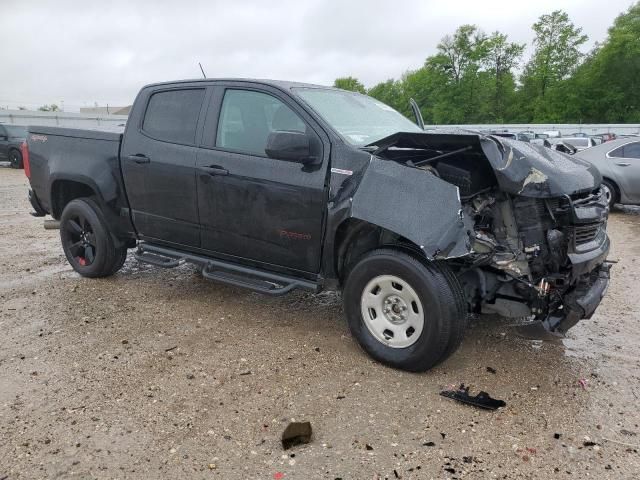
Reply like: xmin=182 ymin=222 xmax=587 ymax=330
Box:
xmin=623 ymin=142 xmax=640 ymax=159
xmin=215 ymin=89 xmax=306 ymax=156
xmin=142 ymin=89 xmax=205 ymax=144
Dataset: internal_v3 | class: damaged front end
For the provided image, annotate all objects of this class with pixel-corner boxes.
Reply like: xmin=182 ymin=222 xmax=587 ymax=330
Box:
xmin=366 ymin=131 xmax=612 ymax=334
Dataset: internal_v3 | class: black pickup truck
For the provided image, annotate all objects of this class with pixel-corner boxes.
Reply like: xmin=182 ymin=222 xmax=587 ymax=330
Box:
xmin=24 ymin=79 xmax=612 ymax=371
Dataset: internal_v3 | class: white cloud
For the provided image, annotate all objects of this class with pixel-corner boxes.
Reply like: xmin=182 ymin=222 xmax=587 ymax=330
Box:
xmin=0 ymin=0 xmax=634 ymax=111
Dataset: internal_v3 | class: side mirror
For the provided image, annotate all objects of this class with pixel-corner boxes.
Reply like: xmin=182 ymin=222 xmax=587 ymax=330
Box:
xmin=265 ymin=131 xmax=316 ymax=164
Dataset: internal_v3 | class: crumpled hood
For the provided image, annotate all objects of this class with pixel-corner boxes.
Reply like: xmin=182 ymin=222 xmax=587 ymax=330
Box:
xmin=484 ymin=136 xmax=601 ymax=197
xmin=367 ymin=131 xmax=601 ymax=198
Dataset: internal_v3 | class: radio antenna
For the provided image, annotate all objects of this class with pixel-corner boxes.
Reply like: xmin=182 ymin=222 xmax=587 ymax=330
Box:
xmin=198 ymin=62 xmax=207 ymax=79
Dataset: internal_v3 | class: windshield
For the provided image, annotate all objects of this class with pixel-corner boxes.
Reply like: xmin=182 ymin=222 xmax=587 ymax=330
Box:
xmin=294 ymin=88 xmax=422 ymax=146
xmin=5 ymin=125 xmax=27 ymax=137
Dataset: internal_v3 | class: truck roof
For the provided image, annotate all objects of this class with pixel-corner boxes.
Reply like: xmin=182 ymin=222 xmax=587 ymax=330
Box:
xmin=143 ymin=78 xmax=334 ymax=92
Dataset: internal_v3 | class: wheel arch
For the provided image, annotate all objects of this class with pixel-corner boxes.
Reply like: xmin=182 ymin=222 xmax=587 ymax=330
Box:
xmin=333 ymin=218 xmax=427 ymax=284
xmin=49 ymin=176 xmax=136 ymax=247
xmin=50 ymin=178 xmax=100 ymax=219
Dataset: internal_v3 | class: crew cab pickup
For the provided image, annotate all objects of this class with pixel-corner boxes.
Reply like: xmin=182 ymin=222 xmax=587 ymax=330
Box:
xmin=24 ymin=79 xmax=612 ymax=371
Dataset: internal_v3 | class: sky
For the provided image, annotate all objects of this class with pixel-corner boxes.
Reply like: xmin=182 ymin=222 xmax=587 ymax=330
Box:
xmin=0 ymin=0 xmax=636 ymax=111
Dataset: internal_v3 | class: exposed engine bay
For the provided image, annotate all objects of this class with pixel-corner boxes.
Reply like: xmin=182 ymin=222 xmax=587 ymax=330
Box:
xmin=366 ymin=131 xmax=612 ymax=334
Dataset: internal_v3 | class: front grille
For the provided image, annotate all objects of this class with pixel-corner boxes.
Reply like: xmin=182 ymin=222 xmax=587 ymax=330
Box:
xmin=572 ymin=222 xmax=602 ymax=245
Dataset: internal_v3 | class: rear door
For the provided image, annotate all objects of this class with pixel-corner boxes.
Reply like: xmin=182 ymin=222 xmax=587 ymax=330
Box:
xmin=121 ymin=86 xmax=207 ymax=247
xmin=195 ymin=84 xmax=329 ymax=274
xmin=0 ymin=125 xmax=8 ymax=159
xmin=607 ymin=141 xmax=640 ymax=203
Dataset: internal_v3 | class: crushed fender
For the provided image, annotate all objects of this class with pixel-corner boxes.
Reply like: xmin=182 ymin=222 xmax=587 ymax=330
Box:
xmin=440 ymin=384 xmax=506 ymax=410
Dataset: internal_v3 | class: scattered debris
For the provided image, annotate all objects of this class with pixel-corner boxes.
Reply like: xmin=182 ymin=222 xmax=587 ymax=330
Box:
xmin=554 ymin=433 xmax=562 ymax=440
xmin=578 ymin=378 xmax=588 ymax=390
xmin=486 ymin=367 xmax=497 ymax=374
xmin=273 ymin=473 xmax=285 ymax=480
xmin=239 ymin=370 xmax=252 ymax=376
xmin=336 ymin=395 xmax=345 ymax=400
xmin=620 ymin=429 xmax=637 ymax=437
xmin=365 ymin=444 xmax=373 ymax=450
xmin=393 ymin=469 xmax=400 ymax=478
xmin=282 ymin=422 xmax=312 ymax=450
xmin=583 ymin=441 xmax=598 ymax=447
xmin=164 ymin=346 xmax=178 ymax=352
xmin=440 ymin=433 xmax=446 ymax=440
xmin=440 ymin=384 xmax=506 ymax=410
xmin=423 ymin=441 xmax=436 ymax=447
xmin=207 ymin=463 xmax=216 ymax=470
xmin=186 ymin=374 xmax=195 ymax=380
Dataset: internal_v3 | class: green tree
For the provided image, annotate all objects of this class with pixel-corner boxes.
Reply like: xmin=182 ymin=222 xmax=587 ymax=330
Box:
xmin=482 ymin=32 xmax=525 ymax=122
xmin=572 ymin=2 xmax=640 ymax=122
xmin=519 ymin=10 xmax=588 ymax=121
xmin=38 ymin=104 xmax=60 ymax=112
xmin=367 ymin=79 xmax=406 ymax=113
xmin=333 ymin=76 xmax=366 ymax=94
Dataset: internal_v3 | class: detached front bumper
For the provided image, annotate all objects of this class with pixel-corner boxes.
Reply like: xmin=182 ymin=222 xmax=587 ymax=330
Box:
xmin=543 ymin=261 xmax=612 ymax=334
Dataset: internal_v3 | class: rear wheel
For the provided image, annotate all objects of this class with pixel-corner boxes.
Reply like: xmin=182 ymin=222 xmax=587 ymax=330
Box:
xmin=9 ymin=149 xmax=23 ymax=169
xmin=60 ymin=198 xmax=127 ymax=277
xmin=601 ymin=179 xmax=618 ymax=209
xmin=343 ymin=249 xmax=467 ymax=372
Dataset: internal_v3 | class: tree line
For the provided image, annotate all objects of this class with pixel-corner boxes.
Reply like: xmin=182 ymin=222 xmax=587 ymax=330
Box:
xmin=334 ymin=3 xmax=640 ymax=124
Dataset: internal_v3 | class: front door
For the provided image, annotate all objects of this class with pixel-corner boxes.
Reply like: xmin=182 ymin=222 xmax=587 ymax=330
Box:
xmin=196 ymin=86 xmax=328 ymax=274
xmin=121 ymin=87 xmax=206 ymax=247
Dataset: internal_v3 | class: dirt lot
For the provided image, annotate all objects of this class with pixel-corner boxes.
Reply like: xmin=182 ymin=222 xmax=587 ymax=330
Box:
xmin=0 ymin=166 xmax=639 ymax=479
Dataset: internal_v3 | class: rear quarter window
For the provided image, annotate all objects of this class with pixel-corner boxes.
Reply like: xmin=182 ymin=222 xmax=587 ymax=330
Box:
xmin=142 ymin=89 xmax=205 ymax=144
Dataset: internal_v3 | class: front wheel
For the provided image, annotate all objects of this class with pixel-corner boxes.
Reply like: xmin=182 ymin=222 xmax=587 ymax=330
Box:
xmin=601 ymin=180 xmax=618 ymax=209
xmin=9 ymin=149 xmax=23 ymax=169
xmin=60 ymin=198 xmax=127 ymax=278
xmin=342 ymin=249 xmax=467 ymax=372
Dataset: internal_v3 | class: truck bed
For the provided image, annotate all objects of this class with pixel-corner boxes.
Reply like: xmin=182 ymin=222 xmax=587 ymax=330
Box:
xmin=26 ymin=125 xmax=130 ymax=240
xmin=28 ymin=125 xmax=124 ymax=142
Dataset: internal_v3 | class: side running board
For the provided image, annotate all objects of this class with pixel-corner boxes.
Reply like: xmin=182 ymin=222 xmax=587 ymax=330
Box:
xmin=134 ymin=243 xmax=318 ymax=296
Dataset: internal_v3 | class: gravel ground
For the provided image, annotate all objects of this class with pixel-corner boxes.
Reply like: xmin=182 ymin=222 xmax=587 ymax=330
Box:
xmin=1 ymin=165 xmax=639 ymax=479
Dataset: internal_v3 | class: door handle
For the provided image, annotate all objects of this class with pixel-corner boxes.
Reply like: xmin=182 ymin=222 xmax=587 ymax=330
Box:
xmin=199 ymin=165 xmax=228 ymax=176
xmin=127 ymin=154 xmax=151 ymax=164
xmin=615 ymin=162 xmax=631 ymax=166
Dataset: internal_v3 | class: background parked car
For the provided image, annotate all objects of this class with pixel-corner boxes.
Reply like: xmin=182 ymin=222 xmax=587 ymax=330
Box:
xmin=596 ymin=132 xmax=617 ymax=142
xmin=546 ymin=139 xmax=578 ymax=155
xmin=0 ymin=124 xmax=27 ymax=168
xmin=490 ymin=131 xmax=531 ymax=142
xmin=549 ymin=136 xmax=597 ymax=152
xmin=576 ymin=137 xmax=640 ymax=208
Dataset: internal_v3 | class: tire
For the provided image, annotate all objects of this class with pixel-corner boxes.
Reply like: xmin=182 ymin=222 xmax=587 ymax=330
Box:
xmin=601 ymin=179 xmax=618 ymax=209
xmin=343 ymin=248 xmax=467 ymax=372
xmin=107 ymin=248 xmax=128 ymax=276
xmin=60 ymin=198 xmax=127 ymax=278
xmin=9 ymin=149 xmax=23 ymax=169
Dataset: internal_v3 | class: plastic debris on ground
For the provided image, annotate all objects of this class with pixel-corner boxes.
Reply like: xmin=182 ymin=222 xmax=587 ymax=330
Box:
xmin=282 ymin=421 xmax=312 ymax=450
xmin=440 ymin=384 xmax=506 ymax=410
